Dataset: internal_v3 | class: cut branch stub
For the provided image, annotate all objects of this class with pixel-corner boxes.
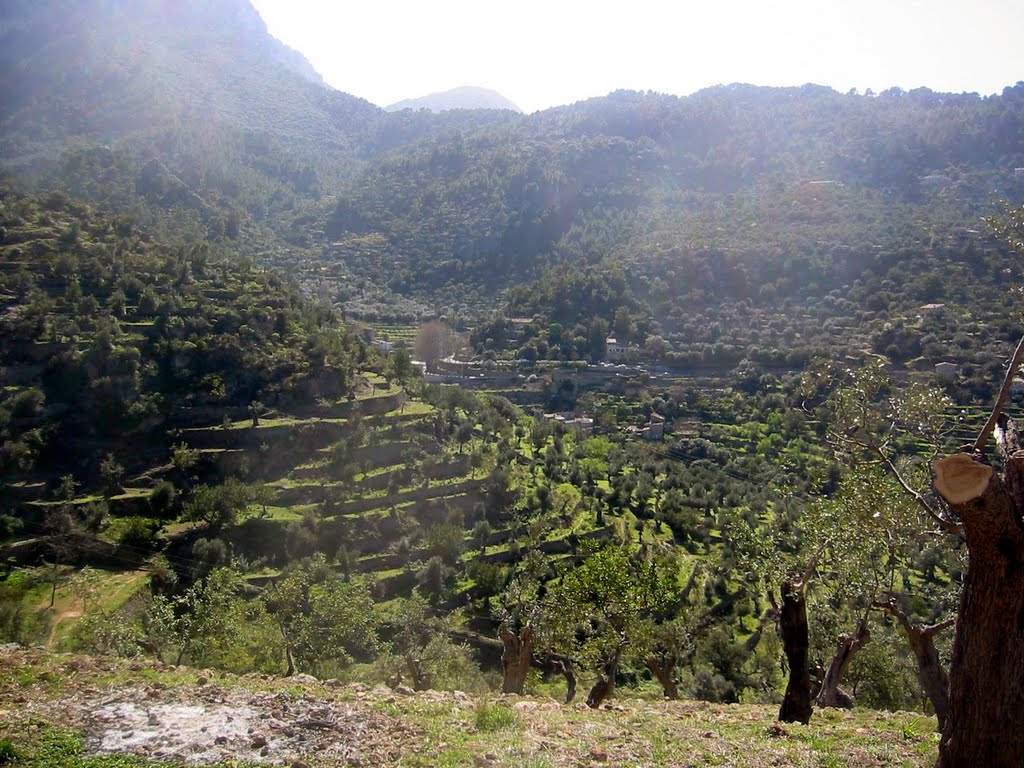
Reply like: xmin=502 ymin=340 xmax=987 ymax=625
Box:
xmin=933 ymin=454 xmax=993 ymax=505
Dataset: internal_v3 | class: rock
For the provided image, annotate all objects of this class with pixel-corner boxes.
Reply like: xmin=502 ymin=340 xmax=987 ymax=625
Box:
xmin=291 ymin=673 xmax=318 ymax=685
xmin=251 ymin=734 xmax=267 ymax=748
xmin=395 ymin=685 xmax=416 ymax=696
xmin=214 ymin=735 xmax=228 ymax=745
xmin=588 ymin=747 xmax=608 ymax=761
xmin=291 ymin=760 xmax=310 ymax=768
xmin=197 ymin=676 xmax=210 ymax=686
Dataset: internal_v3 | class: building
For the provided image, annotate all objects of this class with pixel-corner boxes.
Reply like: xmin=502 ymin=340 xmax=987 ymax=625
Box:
xmin=544 ymin=411 xmax=595 ymax=434
xmin=934 ymin=362 xmax=958 ymax=380
xmin=641 ymin=412 xmax=665 ymax=441
xmin=606 ymin=337 xmax=621 ymax=361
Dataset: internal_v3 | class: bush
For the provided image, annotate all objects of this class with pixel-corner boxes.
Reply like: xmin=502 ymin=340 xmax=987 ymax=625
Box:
xmin=117 ymin=516 xmax=160 ymax=550
xmin=0 ymin=736 xmax=18 ymax=764
xmin=474 ymin=700 xmax=520 ymax=732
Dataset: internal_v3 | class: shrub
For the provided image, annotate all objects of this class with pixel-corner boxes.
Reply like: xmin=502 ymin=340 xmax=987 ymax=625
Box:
xmin=474 ymin=700 xmax=520 ymax=732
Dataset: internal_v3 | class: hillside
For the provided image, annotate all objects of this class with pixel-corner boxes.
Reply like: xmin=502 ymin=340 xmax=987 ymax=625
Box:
xmin=3 ymin=1 xmax=1024 ymax=762
xmin=387 ymin=86 xmax=523 ymax=113
xmin=0 ymin=646 xmax=938 ymax=767
xmin=325 ymin=85 xmax=1024 ymax=319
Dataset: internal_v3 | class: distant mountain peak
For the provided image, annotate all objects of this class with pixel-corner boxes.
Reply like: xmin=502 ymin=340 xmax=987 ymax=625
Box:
xmin=385 ymin=86 xmax=521 ymax=113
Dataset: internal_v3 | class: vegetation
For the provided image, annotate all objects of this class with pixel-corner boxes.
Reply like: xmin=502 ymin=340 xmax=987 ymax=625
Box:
xmin=1 ymin=0 xmax=1024 ymax=763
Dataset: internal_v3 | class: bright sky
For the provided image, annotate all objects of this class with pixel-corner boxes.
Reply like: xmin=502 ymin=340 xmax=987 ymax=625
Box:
xmin=250 ymin=0 xmax=1023 ymax=113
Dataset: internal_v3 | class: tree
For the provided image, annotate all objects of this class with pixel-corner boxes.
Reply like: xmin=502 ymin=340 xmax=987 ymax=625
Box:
xmin=388 ymin=348 xmax=414 ymax=384
xmin=264 ymin=554 xmax=379 ymax=676
xmin=547 ymin=544 xmax=676 ymax=708
xmin=183 ymin=478 xmax=252 ymax=533
xmin=414 ymin=320 xmax=462 ymax=371
xmin=932 ymin=358 xmax=1024 ymax=765
xmin=805 ymin=361 xmax=963 ymax=720
xmin=99 ymin=452 xmax=124 ymax=498
xmin=495 ymin=549 xmax=550 ymax=695
xmin=736 ymin=484 xmax=890 ymax=723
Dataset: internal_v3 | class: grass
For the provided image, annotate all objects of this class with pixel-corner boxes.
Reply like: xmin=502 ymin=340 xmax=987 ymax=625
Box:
xmin=473 ymin=700 xmax=521 ymax=732
xmin=0 ymin=649 xmax=939 ymax=768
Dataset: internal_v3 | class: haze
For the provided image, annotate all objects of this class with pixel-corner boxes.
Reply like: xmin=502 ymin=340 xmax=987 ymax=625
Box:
xmin=250 ymin=0 xmax=1023 ymax=112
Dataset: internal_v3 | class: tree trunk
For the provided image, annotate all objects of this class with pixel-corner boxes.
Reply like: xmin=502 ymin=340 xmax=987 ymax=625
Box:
xmin=778 ymin=580 xmax=813 ymax=724
xmin=586 ymin=638 xmax=626 ymax=709
xmin=815 ymin=617 xmax=871 ymax=709
xmin=404 ymin=654 xmax=432 ymax=691
xmin=876 ymin=600 xmax=952 ymax=731
xmin=933 ymin=447 xmax=1024 ymax=766
xmin=645 ymin=655 xmax=679 ymax=700
xmin=499 ymin=623 xmax=533 ymax=695
xmin=555 ymin=658 xmax=577 ymax=704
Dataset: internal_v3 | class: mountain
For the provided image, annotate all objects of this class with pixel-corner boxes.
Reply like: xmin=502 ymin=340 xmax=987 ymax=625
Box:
xmin=386 ymin=86 xmax=522 ymax=113
xmin=328 ymin=85 xmax=1024 ymax=316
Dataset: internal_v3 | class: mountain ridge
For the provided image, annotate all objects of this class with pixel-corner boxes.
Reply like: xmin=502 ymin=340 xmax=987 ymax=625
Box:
xmin=386 ymin=85 xmax=522 ymax=113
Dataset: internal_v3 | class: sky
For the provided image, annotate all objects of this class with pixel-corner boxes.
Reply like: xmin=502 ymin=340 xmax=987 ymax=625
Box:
xmin=249 ymin=0 xmax=1023 ymax=113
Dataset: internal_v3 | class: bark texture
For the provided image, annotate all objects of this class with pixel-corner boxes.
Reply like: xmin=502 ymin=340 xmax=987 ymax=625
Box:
xmin=875 ymin=600 xmax=951 ymax=731
xmin=499 ymin=623 xmax=533 ymax=695
xmin=778 ymin=580 xmax=813 ymax=724
xmin=933 ymin=430 xmax=1024 ymax=766
xmin=814 ymin=618 xmax=871 ymax=709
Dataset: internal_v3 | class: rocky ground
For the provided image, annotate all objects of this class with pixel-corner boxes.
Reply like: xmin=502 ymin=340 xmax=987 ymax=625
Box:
xmin=0 ymin=645 xmax=939 ymax=767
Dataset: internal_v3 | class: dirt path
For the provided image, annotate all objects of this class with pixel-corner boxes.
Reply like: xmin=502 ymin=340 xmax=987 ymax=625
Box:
xmin=45 ymin=607 xmax=82 ymax=648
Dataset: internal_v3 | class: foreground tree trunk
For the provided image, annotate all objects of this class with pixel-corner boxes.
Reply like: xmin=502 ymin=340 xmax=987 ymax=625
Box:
xmin=499 ymin=622 xmax=533 ymax=695
xmin=778 ymin=580 xmax=813 ymax=724
xmin=875 ymin=600 xmax=952 ymax=731
xmin=645 ymin=655 xmax=680 ymax=700
xmin=815 ymin=618 xmax=871 ymax=709
xmin=933 ymin=438 xmax=1024 ymax=766
xmin=586 ymin=638 xmax=626 ymax=709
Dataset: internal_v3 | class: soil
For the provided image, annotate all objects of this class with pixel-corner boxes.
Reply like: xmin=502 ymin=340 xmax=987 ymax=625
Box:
xmin=0 ymin=646 xmax=420 ymax=766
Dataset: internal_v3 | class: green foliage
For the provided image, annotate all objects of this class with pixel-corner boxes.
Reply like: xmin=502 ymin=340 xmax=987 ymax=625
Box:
xmin=183 ymin=479 xmax=253 ymax=533
xmin=264 ymin=554 xmax=379 ymax=676
xmin=0 ymin=737 xmax=17 ymax=764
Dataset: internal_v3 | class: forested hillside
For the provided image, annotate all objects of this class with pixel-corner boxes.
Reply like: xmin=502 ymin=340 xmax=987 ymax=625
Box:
xmin=3 ymin=1 xmax=1024 ymax=766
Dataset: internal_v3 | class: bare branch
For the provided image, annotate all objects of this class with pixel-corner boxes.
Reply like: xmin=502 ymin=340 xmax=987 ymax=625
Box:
xmin=975 ymin=333 xmax=1024 ymax=454
xmin=923 ymin=617 xmax=956 ymax=637
xmin=875 ymin=446 xmax=964 ymax=537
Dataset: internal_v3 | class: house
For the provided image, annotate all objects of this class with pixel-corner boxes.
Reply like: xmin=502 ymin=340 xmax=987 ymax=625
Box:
xmin=1011 ymin=378 xmax=1024 ymax=396
xmin=606 ymin=337 xmax=621 ymax=361
xmin=371 ymin=339 xmax=394 ymax=354
xmin=605 ymin=337 xmax=637 ymax=363
xmin=544 ymin=411 xmax=595 ymax=434
xmin=641 ymin=411 xmax=665 ymax=441
xmin=934 ymin=362 xmax=958 ymax=380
